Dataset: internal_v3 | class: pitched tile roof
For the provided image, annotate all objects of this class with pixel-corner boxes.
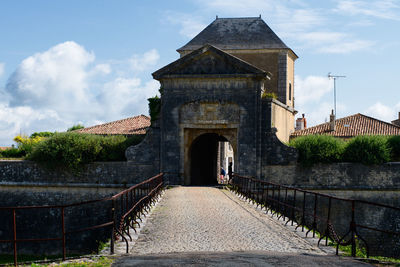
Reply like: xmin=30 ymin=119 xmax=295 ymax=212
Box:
xmin=153 ymin=44 xmax=270 ymax=80
xmin=0 ymin=146 xmax=12 ymax=151
xmin=75 ymin=115 xmax=150 ymax=136
xmin=177 ymin=17 xmax=291 ymax=52
xmin=290 ymin=113 xmax=400 ymax=138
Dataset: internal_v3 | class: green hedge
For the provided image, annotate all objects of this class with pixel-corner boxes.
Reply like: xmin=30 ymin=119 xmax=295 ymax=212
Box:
xmin=289 ymin=135 xmax=400 ymax=166
xmin=0 ymin=148 xmax=25 ymax=158
xmin=289 ymin=135 xmax=345 ymax=166
xmin=27 ymin=133 xmax=143 ymax=170
xmin=387 ymin=135 xmax=400 ymax=161
xmin=343 ymin=135 xmax=391 ymax=165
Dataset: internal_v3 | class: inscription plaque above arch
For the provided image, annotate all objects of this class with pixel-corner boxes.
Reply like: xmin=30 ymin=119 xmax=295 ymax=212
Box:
xmin=180 ymin=102 xmax=240 ymax=125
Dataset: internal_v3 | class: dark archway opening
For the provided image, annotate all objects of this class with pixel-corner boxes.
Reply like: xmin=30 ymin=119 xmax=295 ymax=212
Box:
xmin=190 ymin=133 xmax=228 ymax=186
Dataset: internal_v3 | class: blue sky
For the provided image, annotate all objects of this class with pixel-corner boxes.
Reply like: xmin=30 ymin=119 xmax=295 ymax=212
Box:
xmin=0 ymin=0 xmax=399 ymax=146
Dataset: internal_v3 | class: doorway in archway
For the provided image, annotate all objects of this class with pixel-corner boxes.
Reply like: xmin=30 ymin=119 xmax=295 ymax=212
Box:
xmin=190 ymin=133 xmax=231 ymax=186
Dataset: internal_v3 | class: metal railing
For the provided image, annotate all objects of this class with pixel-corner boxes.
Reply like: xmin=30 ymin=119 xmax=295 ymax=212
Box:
xmin=0 ymin=173 xmax=163 ymax=266
xmin=230 ymin=174 xmax=400 ymax=258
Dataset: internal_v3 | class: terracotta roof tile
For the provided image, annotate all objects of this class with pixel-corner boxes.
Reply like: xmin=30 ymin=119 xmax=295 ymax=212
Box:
xmin=291 ymin=113 xmax=400 ymax=138
xmin=75 ymin=115 xmax=150 ymax=136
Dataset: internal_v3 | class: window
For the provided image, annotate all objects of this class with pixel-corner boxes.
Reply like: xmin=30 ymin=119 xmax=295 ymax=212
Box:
xmin=289 ymin=82 xmax=292 ymax=101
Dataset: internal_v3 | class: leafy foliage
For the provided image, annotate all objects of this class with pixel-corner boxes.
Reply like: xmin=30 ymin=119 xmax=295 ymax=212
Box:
xmin=67 ymin=124 xmax=85 ymax=132
xmin=13 ymin=134 xmax=44 ymax=155
xmin=28 ymin=133 xmax=143 ymax=170
xmin=30 ymin=131 xmax=55 ymax=138
xmin=387 ymin=135 xmax=400 ymax=161
xmin=289 ymin=135 xmax=345 ymax=166
xmin=343 ymin=135 xmax=391 ymax=165
xmin=261 ymin=91 xmax=277 ymax=99
xmin=0 ymin=147 xmax=25 ymax=158
xmin=148 ymin=96 xmax=161 ymax=122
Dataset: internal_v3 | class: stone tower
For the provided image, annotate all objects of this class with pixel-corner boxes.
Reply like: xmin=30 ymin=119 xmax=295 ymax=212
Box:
xmin=126 ymin=17 xmax=298 ymax=185
xmin=177 ymin=17 xmax=298 ymax=108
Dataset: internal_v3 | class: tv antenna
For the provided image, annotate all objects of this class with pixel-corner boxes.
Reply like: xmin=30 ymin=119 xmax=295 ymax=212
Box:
xmin=328 ymin=73 xmax=346 ymax=117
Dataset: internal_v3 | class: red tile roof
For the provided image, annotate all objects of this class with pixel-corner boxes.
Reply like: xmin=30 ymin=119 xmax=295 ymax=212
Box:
xmin=0 ymin=146 xmax=12 ymax=151
xmin=76 ymin=115 xmax=150 ymax=136
xmin=291 ymin=113 xmax=400 ymax=138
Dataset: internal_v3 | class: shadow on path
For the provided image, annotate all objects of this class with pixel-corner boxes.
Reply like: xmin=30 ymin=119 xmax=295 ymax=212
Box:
xmin=112 ymin=250 xmax=372 ymax=266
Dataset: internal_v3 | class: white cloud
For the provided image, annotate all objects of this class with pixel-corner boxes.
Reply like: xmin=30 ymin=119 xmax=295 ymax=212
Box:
xmin=365 ymin=102 xmax=400 ymax=122
xmin=0 ymin=63 xmax=4 ymax=77
xmin=6 ymin=41 xmax=94 ymax=109
xmin=295 ymin=75 xmax=332 ymax=106
xmin=0 ymin=42 xmax=160 ymax=146
xmin=318 ymin=39 xmax=374 ymax=54
xmin=165 ymin=12 xmax=207 ymax=39
xmin=335 ymin=0 xmax=400 ymax=20
xmin=130 ymin=49 xmax=160 ymax=72
xmin=90 ymin=63 xmax=111 ymax=75
xmin=294 ymin=75 xmax=348 ymax=127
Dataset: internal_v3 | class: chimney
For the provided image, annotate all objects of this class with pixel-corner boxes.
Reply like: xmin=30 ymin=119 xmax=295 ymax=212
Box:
xmin=329 ymin=109 xmax=336 ymax=131
xmin=392 ymin=112 xmax=400 ymax=127
xmin=295 ymin=113 xmax=307 ymax=131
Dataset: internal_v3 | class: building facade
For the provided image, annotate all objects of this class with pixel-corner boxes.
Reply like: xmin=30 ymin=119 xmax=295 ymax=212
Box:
xmin=126 ymin=17 xmax=298 ymax=185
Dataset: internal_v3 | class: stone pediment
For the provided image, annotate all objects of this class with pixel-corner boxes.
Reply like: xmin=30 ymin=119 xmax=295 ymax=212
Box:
xmin=152 ymin=45 xmax=270 ymax=79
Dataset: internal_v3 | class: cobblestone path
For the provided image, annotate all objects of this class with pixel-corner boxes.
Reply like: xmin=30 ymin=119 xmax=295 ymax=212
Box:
xmin=129 ymin=186 xmax=326 ymax=255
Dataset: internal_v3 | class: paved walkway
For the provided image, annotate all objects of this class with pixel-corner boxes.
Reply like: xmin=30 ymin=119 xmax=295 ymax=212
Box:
xmin=113 ymin=186 xmax=371 ymax=266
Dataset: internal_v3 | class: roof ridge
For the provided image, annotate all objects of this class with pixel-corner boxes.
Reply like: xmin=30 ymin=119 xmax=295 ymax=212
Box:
xmin=78 ymin=114 xmax=149 ymax=131
xmin=153 ymin=44 xmax=270 ymax=79
xmin=291 ymin=113 xmax=400 ymax=137
xmin=357 ymin=113 xmax=400 ymax=128
xmin=216 ymin=16 xmax=262 ymax=20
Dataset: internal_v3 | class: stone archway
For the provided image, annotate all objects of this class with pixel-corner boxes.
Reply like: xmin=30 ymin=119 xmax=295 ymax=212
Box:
xmin=183 ymin=128 xmax=237 ymax=185
xmin=189 ymin=133 xmax=229 ymax=185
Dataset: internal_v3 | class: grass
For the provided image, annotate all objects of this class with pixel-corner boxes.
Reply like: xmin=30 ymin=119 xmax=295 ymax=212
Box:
xmin=0 ymin=255 xmax=113 ymax=267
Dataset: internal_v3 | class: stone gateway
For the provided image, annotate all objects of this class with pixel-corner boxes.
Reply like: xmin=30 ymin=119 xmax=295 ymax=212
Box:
xmin=126 ymin=17 xmax=298 ymax=185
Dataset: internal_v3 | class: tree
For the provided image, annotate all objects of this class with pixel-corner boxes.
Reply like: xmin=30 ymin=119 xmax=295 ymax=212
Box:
xmin=67 ymin=124 xmax=85 ymax=132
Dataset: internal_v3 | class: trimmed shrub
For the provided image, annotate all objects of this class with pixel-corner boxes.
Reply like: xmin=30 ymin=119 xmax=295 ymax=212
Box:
xmin=97 ymin=135 xmax=143 ymax=161
xmin=343 ymin=135 xmax=390 ymax=165
xmin=289 ymin=135 xmax=345 ymax=166
xmin=28 ymin=133 xmax=102 ymax=170
xmin=387 ymin=135 xmax=400 ymax=161
xmin=28 ymin=133 xmax=144 ymax=170
xmin=0 ymin=147 xmax=25 ymax=158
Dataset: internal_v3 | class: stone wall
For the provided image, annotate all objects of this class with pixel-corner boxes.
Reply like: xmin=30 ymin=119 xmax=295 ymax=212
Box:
xmin=0 ymin=160 xmax=158 ymax=256
xmin=262 ymin=162 xmax=400 ymax=190
xmin=260 ymin=162 xmax=400 ymax=257
xmin=0 ymin=160 xmax=157 ymax=187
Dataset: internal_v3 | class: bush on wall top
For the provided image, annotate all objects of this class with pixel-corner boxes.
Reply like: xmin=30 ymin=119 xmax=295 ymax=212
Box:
xmin=289 ymin=134 xmax=399 ymax=166
xmin=343 ymin=135 xmax=391 ymax=165
xmin=289 ymin=135 xmax=345 ymax=166
xmin=27 ymin=133 xmax=143 ymax=170
xmin=387 ymin=135 xmax=400 ymax=161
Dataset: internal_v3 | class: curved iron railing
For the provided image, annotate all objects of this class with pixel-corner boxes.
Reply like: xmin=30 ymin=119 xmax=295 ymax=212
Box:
xmin=0 ymin=173 xmax=163 ymax=266
xmin=230 ymin=174 xmax=400 ymax=259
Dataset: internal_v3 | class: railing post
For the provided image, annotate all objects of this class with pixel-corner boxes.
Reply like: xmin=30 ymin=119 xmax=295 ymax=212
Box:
xmin=302 ymin=191 xmax=306 ymax=231
xmin=351 ymin=200 xmax=356 ymax=257
xmin=291 ymin=189 xmax=296 ymax=226
xmin=13 ymin=209 xmax=17 ymax=267
xmin=61 ymin=207 xmax=66 ymax=260
xmin=110 ymin=199 xmax=116 ymax=254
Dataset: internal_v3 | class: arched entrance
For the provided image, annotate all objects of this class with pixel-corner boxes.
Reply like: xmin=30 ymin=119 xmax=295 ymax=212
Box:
xmin=189 ymin=133 xmax=232 ymax=186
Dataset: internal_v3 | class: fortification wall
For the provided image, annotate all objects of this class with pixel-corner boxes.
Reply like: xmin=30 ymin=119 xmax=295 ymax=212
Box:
xmin=261 ymin=162 xmax=400 ymax=257
xmin=0 ymin=160 xmax=158 ymax=256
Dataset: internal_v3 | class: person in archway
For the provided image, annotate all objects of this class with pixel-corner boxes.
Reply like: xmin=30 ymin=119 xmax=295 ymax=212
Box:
xmin=220 ymin=167 xmax=226 ymax=184
xmin=228 ymin=162 xmax=233 ymax=184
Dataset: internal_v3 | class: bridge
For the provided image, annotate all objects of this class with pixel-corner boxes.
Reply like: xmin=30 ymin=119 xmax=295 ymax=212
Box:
xmin=2 ymin=173 xmax=400 ymax=266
